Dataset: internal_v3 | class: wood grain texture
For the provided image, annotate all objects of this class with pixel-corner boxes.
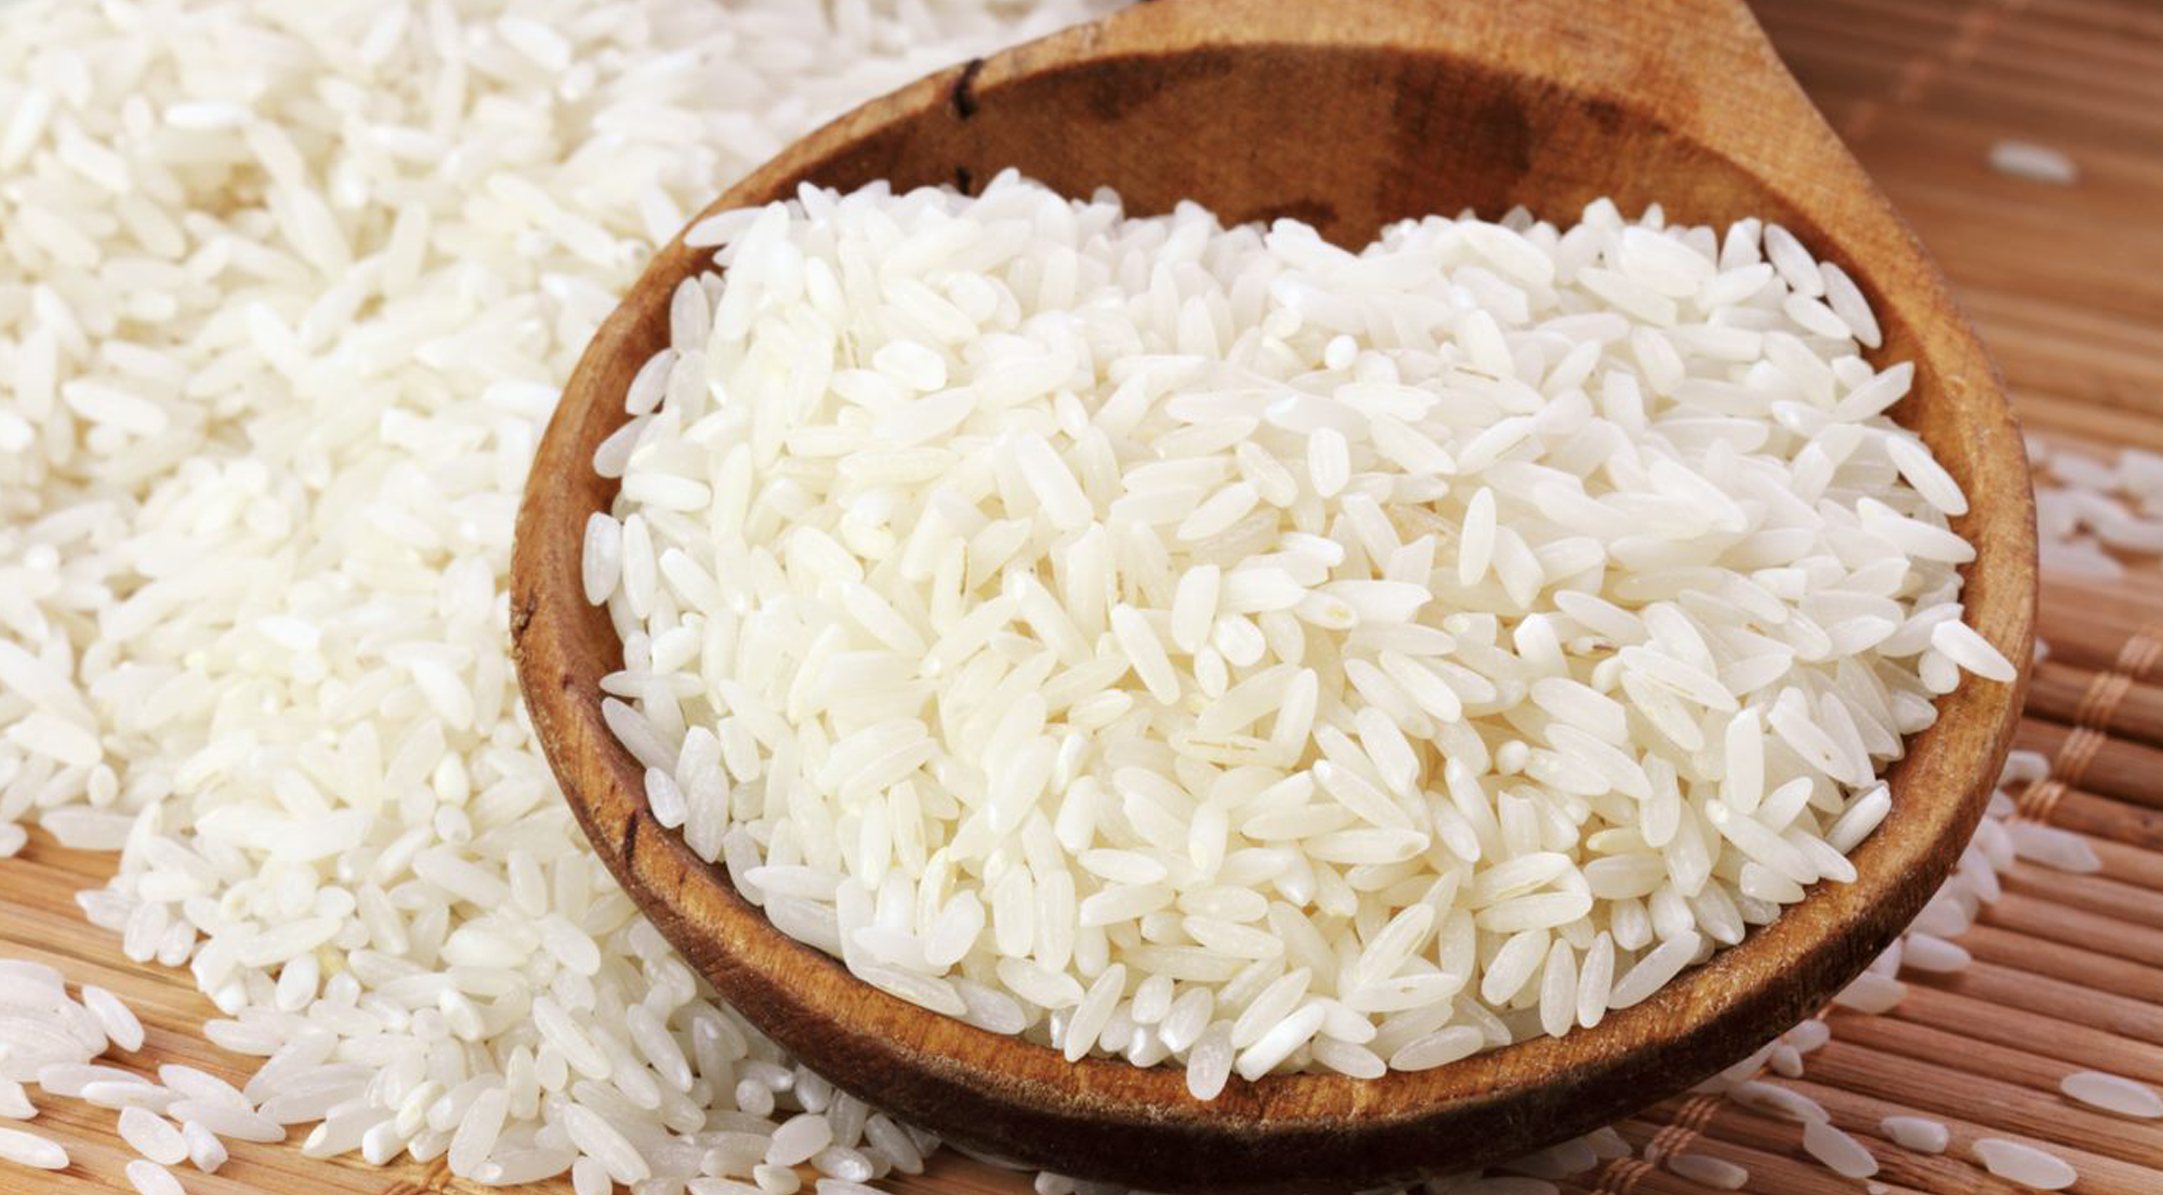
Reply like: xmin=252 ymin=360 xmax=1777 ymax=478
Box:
xmin=509 ymin=0 xmax=2033 ymax=1189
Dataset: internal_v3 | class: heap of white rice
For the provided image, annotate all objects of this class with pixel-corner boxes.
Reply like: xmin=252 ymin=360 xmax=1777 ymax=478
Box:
xmin=0 ymin=0 xmax=1111 ymax=1188
xmin=588 ymin=171 xmax=2016 ymax=1096
xmin=0 ymin=0 xmax=2101 ymax=1189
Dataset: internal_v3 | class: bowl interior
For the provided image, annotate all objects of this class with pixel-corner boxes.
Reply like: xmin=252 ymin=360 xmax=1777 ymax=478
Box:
xmin=515 ymin=36 xmax=2034 ymax=1195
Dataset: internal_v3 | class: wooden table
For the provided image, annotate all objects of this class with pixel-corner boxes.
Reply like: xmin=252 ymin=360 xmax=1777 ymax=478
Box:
xmin=3 ymin=0 xmax=2158 ymax=1191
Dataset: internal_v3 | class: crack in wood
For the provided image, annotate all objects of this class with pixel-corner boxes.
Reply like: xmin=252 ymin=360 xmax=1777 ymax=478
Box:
xmin=950 ymin=57 xmax=986 ymax=119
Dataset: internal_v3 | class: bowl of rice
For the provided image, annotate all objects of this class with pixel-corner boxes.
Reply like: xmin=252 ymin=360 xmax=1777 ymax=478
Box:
xmin=511 ymin=0 xmax=2035 ymax=1189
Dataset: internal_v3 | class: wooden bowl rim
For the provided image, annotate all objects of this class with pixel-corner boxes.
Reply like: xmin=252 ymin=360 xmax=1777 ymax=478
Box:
xmin=511 ymin=4 xmax=2036 ymax=1188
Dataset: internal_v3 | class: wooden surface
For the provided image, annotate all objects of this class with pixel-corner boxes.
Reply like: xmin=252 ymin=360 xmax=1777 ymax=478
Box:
xmin=513 ymin=0 xmax=2029 ymax=1188
xmin=6 ymin=0 xmax=2158 ymax=1192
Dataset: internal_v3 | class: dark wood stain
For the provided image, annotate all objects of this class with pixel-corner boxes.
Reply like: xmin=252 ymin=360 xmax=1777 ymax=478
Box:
xmin=951 ymin=57 xmax=987 ymax=119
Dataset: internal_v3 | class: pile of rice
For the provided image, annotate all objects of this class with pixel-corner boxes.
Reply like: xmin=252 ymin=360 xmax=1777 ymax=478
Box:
xmin=0 ymin=0 xmax=2118 ymax=1192
xmin=0 ymin=0 xmax=1110 ymax=1188
xmin=589 ymin=171 xmax=2014 ymax=1095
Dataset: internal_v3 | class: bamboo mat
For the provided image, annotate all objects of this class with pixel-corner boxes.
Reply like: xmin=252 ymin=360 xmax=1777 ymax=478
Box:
xmin=3 ymin=0 xmax=2160 ymax=1191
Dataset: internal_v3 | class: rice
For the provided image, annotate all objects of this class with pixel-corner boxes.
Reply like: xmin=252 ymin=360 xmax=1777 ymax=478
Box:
xmin=0 ymin=0 xmax=2085 ymax=1182
xmin=1606 ymin=932 xmax=1703 ymax=1010
xmin=0 ymin=0 xmax=1118 ymax=1186
xmin=1066 ymin=965 xmax=1130 ymax=1062
xmin=126 ymin=1159 xmax=186 ymax=1195
xmin=449 ymin=1087 xmax=512 ymax=1176
xmin=1575 ymin=934 xmax=1615 ymax=1029
xmin=768 ymin=1113 xmax=836 ymax=1168
xmin=561 ymin=1104 xmax=651 ymax=1185
xmin=1988 ymin=140 xmax=2079 ymax=185
xmin=76 ymin=986 xmax=144 ymax=1054
xmin=584 ymin=515 xmax=626 ymax=606
xmin=38 ymin=1063 xmax=138 ymax=1100
xmin=1666 ymin=1152 xmax=1749 ymax=1189
xmin=1832 ymin=971 xmax=1908 ymax=1015
xmin=2059 ymin=1071 xmax=2163 ymax=1119
xmin=1184 ymin=1023 xmax=1235 ymax=1100
xmin=1929 ymin=621 xmax=2016 ymax=683
xmin=1388 ymin=1027 xmax=1485 ymax=1072
xmin=1971 ymin=1138 xmax=2078 ymax=1189
xmin=1802 ymin=1120 xmax=1877 ymax=1178
xmin=182 ymin=1121 xmax=228 ymax=1173
xmin=1729 ymin=1080 xmax=1829 ymax=1124
xmin=157 ymin=1067 xmax=247 ymax=1112
xmin=1880 ymin=1115 xmax=1950 ymax=1153
xmin=597 ymin=174 xmax=2006 ymax=1090
xmin=1899 ymin=933 xmax=1970 ymax=973
xmin=0 ymin=1125 xmax=68 ymax=1169
xmin=2006 ymin=821 xmax=2102 ymax=873
xmin=1819 ymin=264 xmax=1884 ymax=351
xmin=83 ymin=1081 xmax=178 ymax=1112
xmin=118 ymin=1107 xmax=189 ymax=1166
xmin=1762 ymin=224 xmax=1827 ymax=298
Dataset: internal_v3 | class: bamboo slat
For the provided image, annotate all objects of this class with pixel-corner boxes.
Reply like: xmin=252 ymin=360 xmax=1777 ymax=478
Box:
xmin=1824 ymin=1010 xmax=2094 ymax=1098
xmin=1885 ymin=984 xmax=2163 ymax=1085
xmin=1780 ymin=1072 xmax=2163 ymax=1195
xmin=2015 ymin=718 xmax=2163 ymax=810
xmin=1618 ymin=1113 xmax=2003 ymax=1195
xmin=2086 ymin=834 xmax=2163 ymax=890
xmin=1996 ymin=867 xmax=2163 ymax=932
xmin=1957 ymin=922 xmax=2163 ymax=1004
xmin=2041 ymin=578 xmax=2163 ymax=650
xmin=1631 ymin=1105 xmax=2026 ymax=1195
xmin=1908 ymin=959 xmax=2163 ymax=1044
xmin=2043 ymin=787 xmax=2163 ymax=853
xmin=2035 ymin=590 xmax=2163 ymax=681
xmin=2025 ymin=659 xmax=2163 ymax=746
xmin=1978 ymin=890 xmax=2163 ymax=964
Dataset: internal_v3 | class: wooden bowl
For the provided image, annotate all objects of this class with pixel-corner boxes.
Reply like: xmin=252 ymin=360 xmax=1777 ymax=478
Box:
xmin=511 ymin=0 xmax=2036 ymax=1188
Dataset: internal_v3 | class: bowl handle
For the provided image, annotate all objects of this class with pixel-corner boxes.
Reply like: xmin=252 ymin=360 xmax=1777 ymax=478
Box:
xmin=1119 ymin=0 xmax=1830 ymax=162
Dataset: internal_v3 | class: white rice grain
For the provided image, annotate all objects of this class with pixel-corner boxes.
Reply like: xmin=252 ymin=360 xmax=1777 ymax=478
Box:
xmin=1666 ymin=1152 xmax=1748 ymax=1189
xmin=2060 ymin=1071 xmax=2163 ymax=1119
xmin=1803 ymin=1120 xmax=1877 ymax=1178
xmin=126 ymin=1159 xmax=186 ymax=1195
xmin=0 ymin=1126 xmax=67 ymax=1169
xmin=119 ymin=1107 xmax=189 ymax=1166
xmin=1988 ymin=140 xmax=2078 ymax=185
xmin=1971 ymin=1138 xmax=2078 ymax=1189
xmin=1880 ymin=1115 xmax=1949 ymax=1153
